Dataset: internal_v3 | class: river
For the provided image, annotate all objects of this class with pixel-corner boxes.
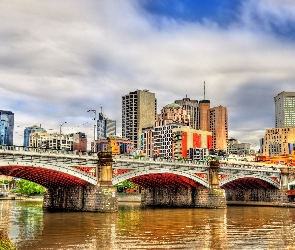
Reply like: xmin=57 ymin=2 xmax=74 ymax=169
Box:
xmin=0 ymin=200 xmax=295 ymax=250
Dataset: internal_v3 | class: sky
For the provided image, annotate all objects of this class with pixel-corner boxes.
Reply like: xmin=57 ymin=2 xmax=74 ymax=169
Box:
xmin=1 ymin=0 xmax=295 ymax=150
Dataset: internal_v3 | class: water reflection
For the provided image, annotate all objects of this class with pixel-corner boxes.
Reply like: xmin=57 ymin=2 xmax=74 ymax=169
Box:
xmin=1 ymin=201 xmax=295 ymax=249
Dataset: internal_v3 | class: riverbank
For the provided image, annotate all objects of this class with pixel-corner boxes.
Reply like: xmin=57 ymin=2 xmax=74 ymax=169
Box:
xmin=227 ymin=201 xmax=295 ymax=208
xmin=2 ymin=195 xmax=295 ymax=208
xmin=0 ymin=195 xmax=43 ymax=201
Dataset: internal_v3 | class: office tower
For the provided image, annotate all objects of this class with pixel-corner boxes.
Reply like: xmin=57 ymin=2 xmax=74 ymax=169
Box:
xmin=24 ymin=125 xmax=47 ymax=147
xmin=0 ymin=110 xmax=14 ymax=145
xmin=73 ymin=132 xmax=87 ymax=151
xmin=153 ymin=123 xmax=182 ymax=158
xmin=174 ymin=96 xmax=199 ymax=129
xmin=209 ymin=106 xmax=228 ymax=151
xmin=275 ymin=91 xmax=295 ymax=128
xmin=199 ymin=100 xmax=210 ymax=131
xmin=97 ymin=111 xmax=116 ymax=139
xmin=155 ymin=103 xmax=190 ymax=126
xmin=263 ymin=127 xmax=295 ymax=156
xmin=175 ymin=97 xmax=211 ymax=131
xmin=122 ymin=89 xmax=157 ymax=149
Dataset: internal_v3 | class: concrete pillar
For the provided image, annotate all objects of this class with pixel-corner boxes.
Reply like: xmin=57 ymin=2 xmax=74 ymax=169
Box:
xmin=206 ymin=160 xmax=226 ymax=208
xmin=96 ymin=151 xmax=118 ymax=212
xmin=280 ymin=167 xmax=290 ymax=191
xmin=209 ymin=160 xmax=220 ymax=188
xmin=97 ymin=151 xmax=113 ymax=186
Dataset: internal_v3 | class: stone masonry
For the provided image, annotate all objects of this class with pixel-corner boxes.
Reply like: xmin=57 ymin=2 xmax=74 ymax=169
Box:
xmin=43 ymin=184 xmax=117 ymax=212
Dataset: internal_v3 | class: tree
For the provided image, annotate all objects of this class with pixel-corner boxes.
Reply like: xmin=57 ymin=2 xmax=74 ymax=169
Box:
xmin=15 ymin=179 xmax=46 ymax=195
xmin=0 ymin=231 xmax=15 ymax=250
xmin=115 ymin=180 xmax=137 ymax=193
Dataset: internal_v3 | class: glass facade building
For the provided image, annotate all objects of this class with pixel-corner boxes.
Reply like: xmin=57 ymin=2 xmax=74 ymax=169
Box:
xmin=0 ymin=110 xmax=14 ymax=145
xmin=97 ymin=112 xmax=116 ymax=139
xmin=23 ymin=125 xmax=47 ymax=147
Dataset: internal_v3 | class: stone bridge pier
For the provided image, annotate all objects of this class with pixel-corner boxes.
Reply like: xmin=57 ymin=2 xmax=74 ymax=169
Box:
xmin=43 ymin=151 xmax=118 ymax=212
xmin=225 ymin=166 xmax=291 ymax=204
xmin=142 ymin=160 xmax=226 ymax=208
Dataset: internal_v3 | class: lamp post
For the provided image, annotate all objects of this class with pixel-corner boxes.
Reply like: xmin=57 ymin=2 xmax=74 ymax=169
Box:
xmin=59 ymin=122 xmax=67 ymax=150
xmin=87 ymin=110 xmax=97 ymax=150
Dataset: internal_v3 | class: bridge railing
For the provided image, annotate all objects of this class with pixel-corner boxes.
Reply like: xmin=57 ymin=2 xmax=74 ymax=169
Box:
xmin=113 ymin=155 xmax=209 ymax=166
xmin=0 ymin=145 xmax=96 ymax=157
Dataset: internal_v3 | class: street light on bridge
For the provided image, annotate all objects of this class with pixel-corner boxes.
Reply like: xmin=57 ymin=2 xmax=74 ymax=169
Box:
xmin=59 ymin=122 xmax=67 ymax=150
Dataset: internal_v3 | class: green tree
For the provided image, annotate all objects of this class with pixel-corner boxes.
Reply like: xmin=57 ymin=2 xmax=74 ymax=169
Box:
xmin=15 ymin=179 xmax=46 ymax=195
xmin=0 ymin=231 xmax=15 ymax=250
xmin=115 ymin=180 xmax=136 ymax=189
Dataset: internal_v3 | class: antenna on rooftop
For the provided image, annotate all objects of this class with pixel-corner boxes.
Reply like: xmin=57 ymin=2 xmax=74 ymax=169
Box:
xmin=204 ymin=81 xmax=206 ymax=100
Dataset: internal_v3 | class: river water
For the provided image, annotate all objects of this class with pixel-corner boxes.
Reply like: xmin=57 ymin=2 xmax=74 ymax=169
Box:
xmin=0 ymin=200 xmax=295 ymax=250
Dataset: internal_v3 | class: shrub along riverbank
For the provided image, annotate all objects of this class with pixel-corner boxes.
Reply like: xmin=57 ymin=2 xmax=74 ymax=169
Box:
xmin=0 ymin=231 xmax=15 ymax=250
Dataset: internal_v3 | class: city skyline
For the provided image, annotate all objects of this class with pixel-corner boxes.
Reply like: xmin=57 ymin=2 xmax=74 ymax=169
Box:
xmin=1 ymin=1 xmax=295 ymax=150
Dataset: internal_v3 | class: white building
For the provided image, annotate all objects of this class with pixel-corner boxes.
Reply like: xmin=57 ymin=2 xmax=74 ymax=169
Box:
xmin=275 ymin=91 xmax=295 ymax=128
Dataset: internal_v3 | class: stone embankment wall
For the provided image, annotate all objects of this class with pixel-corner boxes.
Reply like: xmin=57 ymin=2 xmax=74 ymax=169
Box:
xmin=118 ymin=194 xmax=141 ymax=202
xmin=142 ymin=186 xmax=226 ymax=208
xmin=225 ymin=188 xmax=288 ymax=203
xmin=43 ymin=185 xmax=118 ymax=212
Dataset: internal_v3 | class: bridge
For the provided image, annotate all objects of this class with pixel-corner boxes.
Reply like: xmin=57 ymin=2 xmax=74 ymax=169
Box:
xmin=0 ymin=146 xmax=293 ymax=212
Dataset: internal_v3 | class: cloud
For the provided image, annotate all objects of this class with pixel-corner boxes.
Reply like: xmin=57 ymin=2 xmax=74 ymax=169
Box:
xmin=0 ymin=0 xmax=295 ymax=150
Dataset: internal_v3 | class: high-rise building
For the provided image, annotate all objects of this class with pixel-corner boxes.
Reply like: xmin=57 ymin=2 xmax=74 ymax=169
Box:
xmin=174 ymin=96 xmax=199 ymax=129
xmin=24 ymin=125 xmax=47 ymax=147
xmin=275 ymin=91 xmax=295 ymax=128
xmin=122 ymin=89 xmax=157 ymax=149
xmin=263 ymin=127 xmax=295 ymax=156
xmin=174 ymin=97 xmax=211 ymax=131
xmin=0 ymin=110 xmax=14 ymax=145
xmin=209 ymin=106 xmax=228 ymax=151
xmin=97 ymin=111 xmax=116 ymax=139
xmin=155 ymin=103 xmax=190 ymax=127
xmin=199 ymin=100 xmax=210 ymax=131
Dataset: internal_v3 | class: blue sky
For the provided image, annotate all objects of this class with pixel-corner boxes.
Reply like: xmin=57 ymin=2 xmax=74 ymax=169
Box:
xmin=0 ymin=0 xmax=295 ymax=150
xmin=143 ymin=0 xmax=241 ymax=25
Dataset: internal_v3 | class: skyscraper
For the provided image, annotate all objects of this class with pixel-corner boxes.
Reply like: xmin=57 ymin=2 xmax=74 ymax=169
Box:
xmin=155 ymin=103 xmax=190 ymax=127
xmin=122 ymin=89 xmax=157 ymax=149
xmin=24 ymin=125 xmax=47 ymax=147
xmin=97 ymin=111 xmax=116 ymax=139
xmin=209 ymin=106 xmax=228 ymax=151
xmin=174 ymin=96 xmax=199 ymax=129
xmin=275 ymin=91 xmax=295 ymax=128
xmin=174 ymin=96 xmax=210 ymax=131
xmin=0 ymin=110 xmax=14 ymax=145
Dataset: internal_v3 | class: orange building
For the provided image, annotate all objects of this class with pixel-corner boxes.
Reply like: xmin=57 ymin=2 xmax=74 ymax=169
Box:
xmin=209 ymin=106 xmax=228 ymax=151
xmin=172 ymin=127 xmax=212 ymax=159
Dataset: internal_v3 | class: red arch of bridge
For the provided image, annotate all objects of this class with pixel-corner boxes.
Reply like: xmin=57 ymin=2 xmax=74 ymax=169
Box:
xmin=0 ymin=165 xmax=90 ymax=188
xmin=221 ymin=177 xmax=278 ymax=190
xmin=127 ymin=173 xmax=200 ymax=189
